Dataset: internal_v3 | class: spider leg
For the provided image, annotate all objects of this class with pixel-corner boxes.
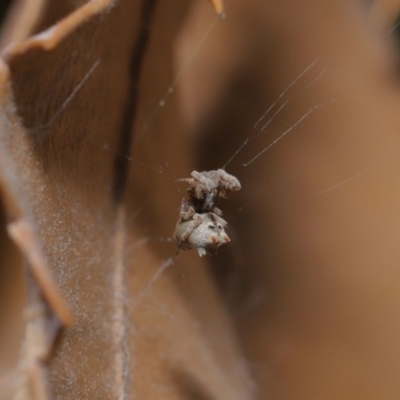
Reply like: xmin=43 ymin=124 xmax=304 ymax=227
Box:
xmin=211 ymin=206 xmax=223 ymax=216
xmin=179 ymin=199 xmax=196 ymax=220
xmin=209 ymin=213 xmax=228 ymax=227
xmin=191 ymin=170 xmax=209 ymax=183
xmin=176 ymin=177 xmax=194 ymax=185
xmin=197 ymin=247 xmax=207 ymax=257
xmin=191 ymin=171 xmax=214 ymax=197
xmin=217 ymin=169 xmax=241 ymax=192
xmin=216 ymin=169 xmax=232 ymax=180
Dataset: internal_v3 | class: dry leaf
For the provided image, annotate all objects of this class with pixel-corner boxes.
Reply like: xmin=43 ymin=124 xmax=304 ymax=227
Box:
xmin=0 ymin=0 xmax=254 ymax=399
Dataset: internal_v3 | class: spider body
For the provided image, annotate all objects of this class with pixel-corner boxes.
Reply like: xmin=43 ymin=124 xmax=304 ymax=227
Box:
xmin=173 ymin=201 xmax=230 ymax=257
xmin=174 ymin=169 xmax=240 ymax=256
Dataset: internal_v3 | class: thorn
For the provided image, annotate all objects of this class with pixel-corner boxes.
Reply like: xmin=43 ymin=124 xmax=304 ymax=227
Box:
xmin=7 ymin=219 xmax=73 ymax=326
xmin=208 ymin=0 xmax=225 ymax=17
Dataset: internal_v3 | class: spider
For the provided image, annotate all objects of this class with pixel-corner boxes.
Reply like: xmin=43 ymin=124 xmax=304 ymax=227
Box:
xmin=178 ymin=169 xmax=241 ymax=215
xmin=173 ymin=200 xmax=230 ymax=257
xmin=174 ymin=170 xmax=240 ymax=256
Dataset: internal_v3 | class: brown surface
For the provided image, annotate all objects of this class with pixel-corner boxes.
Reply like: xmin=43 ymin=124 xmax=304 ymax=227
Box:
xmin=1 ymin=0 xmax=400 ymax=399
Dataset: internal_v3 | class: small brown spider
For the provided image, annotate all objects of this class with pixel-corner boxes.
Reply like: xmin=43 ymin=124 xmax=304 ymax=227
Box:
xmin=173 ymin=200 xmax=230 ymax=257
xmin=174 ymin=170 xmax=240 ymax=257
